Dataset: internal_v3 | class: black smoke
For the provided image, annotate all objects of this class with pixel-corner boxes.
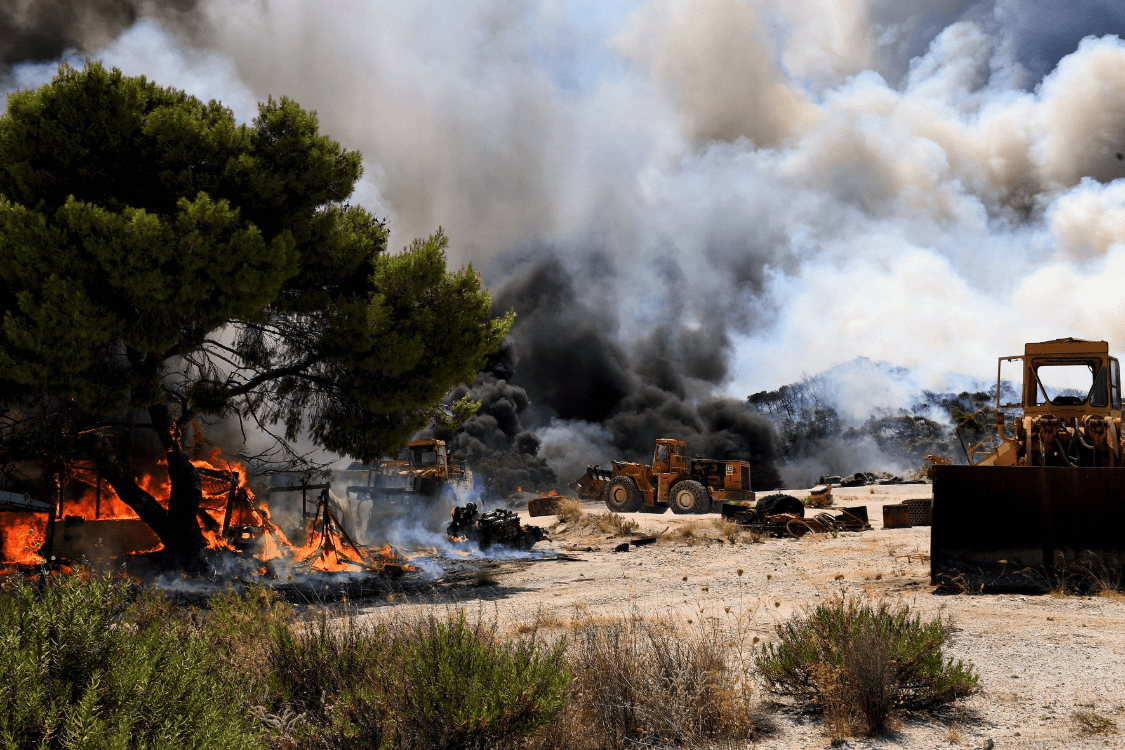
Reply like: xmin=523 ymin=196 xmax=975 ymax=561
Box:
xmin=421 ymin=339 xmax=557 ymax=499
xmin=0 ymin=0 xmax=198 ymax=72
xmin=483 ymin=254 xmax=782 ymax=491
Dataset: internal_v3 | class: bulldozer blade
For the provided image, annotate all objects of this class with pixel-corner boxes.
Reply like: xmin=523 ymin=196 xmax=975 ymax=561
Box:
xmin=931 ymin=465 xmax=1125 ymax=591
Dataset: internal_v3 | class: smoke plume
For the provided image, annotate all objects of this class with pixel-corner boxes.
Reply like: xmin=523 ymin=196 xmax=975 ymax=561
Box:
xmin=5 ymin=1 xmax=1125 ymax=486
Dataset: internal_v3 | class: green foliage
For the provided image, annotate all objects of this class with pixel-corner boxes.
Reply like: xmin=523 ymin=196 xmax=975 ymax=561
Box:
xmin=264 ymin=613 xmax=390 ymax=749
xmin=0 ymin=62 xmax=511 ymax=551
xmin=756 ymin=595 xmax=979 ymax=735
xmin=0 ymin=61 xmax=509 ymax=453
xmin=0 ymin=572 xmax=264 ymax=750
xmin=396 ymin=610 xmax=569 ymax=750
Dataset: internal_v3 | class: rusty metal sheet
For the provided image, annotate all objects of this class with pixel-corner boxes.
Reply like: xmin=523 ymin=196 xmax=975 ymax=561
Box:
xmin=931 ymin=465 xmax=1125 ymax=589
xmin=51 ymin=518 xmax=162 ymax=561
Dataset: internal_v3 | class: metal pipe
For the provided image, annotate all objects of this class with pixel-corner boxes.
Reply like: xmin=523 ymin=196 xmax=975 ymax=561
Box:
xmin=1073 ymin=417 xmax=1095 ymax=450
xmin=1059 ymin=432 xmax=1076 ymax=467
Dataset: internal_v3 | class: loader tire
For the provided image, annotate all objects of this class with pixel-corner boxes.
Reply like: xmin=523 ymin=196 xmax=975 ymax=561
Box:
xmin=605 ymin=476 xmax=643 ymax=513
xmin=670 ymin=480 xmax=711 ymax=515
xmin=755 ymin=493 xmax=805 ymax=518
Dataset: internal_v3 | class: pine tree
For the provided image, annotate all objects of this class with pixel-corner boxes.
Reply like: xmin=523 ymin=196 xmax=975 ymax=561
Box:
xmin=0 ymin=63 xmax=510 ymax=566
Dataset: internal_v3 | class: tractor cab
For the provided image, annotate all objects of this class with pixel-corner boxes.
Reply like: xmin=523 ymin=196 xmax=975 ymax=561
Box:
xmin=653 ymin=439 xmax=688 ymax=474
xmin=404 ymin=440 xmax=448 ymax=470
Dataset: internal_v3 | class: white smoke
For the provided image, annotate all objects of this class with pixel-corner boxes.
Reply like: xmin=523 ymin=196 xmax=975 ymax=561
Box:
xmin=4 ymin=0 xmax=1125 ymax=480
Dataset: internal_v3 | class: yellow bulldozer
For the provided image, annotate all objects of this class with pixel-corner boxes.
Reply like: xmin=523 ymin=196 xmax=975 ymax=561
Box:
xmin=569 ymin=438 xmax=755 ymax=514
xmin=343 ymin=439 xmax=473 ymax=507
xmin=931 ymin=338 xmax=1125 ymax=589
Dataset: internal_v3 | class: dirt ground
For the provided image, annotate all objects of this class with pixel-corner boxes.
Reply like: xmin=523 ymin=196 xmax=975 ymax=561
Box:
xmin=360 ymin=484 xmax=1125 ymax=749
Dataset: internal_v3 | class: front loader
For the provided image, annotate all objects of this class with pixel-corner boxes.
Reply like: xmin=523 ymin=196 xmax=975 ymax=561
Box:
xmin=570 ymin=438 xmax=755 ymax=515
xmin=931 ymin=338 xmax=1125 ymax=590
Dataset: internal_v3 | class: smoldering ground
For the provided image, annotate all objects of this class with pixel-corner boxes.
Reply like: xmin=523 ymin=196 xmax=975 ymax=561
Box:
xmin=4 ymin=1 xmax=1125 ymax=485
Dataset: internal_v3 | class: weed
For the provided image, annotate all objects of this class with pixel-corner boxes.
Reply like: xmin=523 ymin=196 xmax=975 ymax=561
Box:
xmin=943 ymin=718 xmax=964 ymax=744
xmin=756 ymin=594 xmax=979 ymax=737
xmin=713 ymin=517 xmax=764 ymax=544
xmin=265 ymin=611 xmax=390 ymax=748
xmin=664 ymin=518 xmax=760 ymax=546
xmin=560 ymin=613 xmax=770 ymax=749
xmin=553 ymin=497 xmax=585 ymax=525
xmin=1039 ymin=554 xmax=1124 ymax=597
xmin=1071 ymin=710 xmax=1118 ymax=736
xmin=590 ymin=512 xmax=638 ymax=536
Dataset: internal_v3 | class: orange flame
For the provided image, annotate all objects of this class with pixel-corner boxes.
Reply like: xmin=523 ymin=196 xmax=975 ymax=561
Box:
xmin=2 ymin=451 xmax=412 ymax=576
xmin=0 ymin=513 xmax=48 ymax=566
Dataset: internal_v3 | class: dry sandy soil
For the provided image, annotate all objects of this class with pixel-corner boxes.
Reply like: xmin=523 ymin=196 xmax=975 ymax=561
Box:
xmin=360 ymin=484 xmax=1125 ymax=749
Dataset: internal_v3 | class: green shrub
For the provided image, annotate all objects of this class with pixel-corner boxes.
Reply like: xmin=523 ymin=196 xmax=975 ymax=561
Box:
xmin=265 ymin=612 xmax=390 ymax=749
xmin=0 ymin=571 xmax=264 ymax=750
xmin=395 ymin=610 xmax=569 ymax=750
xmin=756 ymin=595 xmax=978 ymax=736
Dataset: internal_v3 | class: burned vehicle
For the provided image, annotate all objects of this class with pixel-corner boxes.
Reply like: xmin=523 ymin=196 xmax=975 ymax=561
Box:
xmin=570 ymin=438 xmax=755 ymax=514
xmin=447 ymin=503 xmax=547 ymax=550
xmin=931 ymin=338 xmax=1125 ymax=589
xmin=342 ymin=440 xmax=473 ymax=518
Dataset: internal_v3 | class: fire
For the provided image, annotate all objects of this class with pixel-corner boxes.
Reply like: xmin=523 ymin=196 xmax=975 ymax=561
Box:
xmin=0 ymin=514 xmax=48 ymax=567
xmin=2 ymin=450 xmax=412 ymax=578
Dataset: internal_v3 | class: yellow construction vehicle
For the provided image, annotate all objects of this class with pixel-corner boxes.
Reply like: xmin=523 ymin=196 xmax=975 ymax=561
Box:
xmin=343 ymin=439 xmax=473 ymax=506
xmin=570 ymin=438 xmax=754 ymax=514
xmin=931 ymin=338 xmax=1125 ymax=589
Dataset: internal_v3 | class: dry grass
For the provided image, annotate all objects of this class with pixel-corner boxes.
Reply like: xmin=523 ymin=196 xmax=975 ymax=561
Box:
xmin=527 ymin=611 xmax=772 ymax=750
xmin=943 ymin=714 xmax=965 ymax=745
xmin=663 ymin=520 xmax=711 ymax=546
xmin=552 ymin=497 xmax=585 ymax=524
xmin=1041 ymin=555 xmax=1124 ymax=597
xmin=1071 ymin=710 xmax=1119 ymax=736
xmin=590 ymin=512 xmax=638 ymax=536
xmin=551 ymin=499 xmax=639 ymax=537
xmin=510 ymin=606 xmax=570 ymax=635
xmin=661 ymin=518 xmax=762 ymax=547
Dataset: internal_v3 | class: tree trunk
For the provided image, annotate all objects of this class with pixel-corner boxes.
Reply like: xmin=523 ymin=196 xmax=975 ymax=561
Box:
xmin=87 ymin=432 xmax=172 ymax=541
xmin=83 ymin=409 xmax=208 ymax=571
xmin=148 ymin=403 xmax=207 ymax=568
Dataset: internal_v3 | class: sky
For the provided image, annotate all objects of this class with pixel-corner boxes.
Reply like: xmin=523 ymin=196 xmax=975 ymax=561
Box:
xmin=2 ymin=0 xmax=1125 ymax=473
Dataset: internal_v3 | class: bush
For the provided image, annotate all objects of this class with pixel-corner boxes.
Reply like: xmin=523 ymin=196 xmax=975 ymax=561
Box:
xmin=0 ymin=571 xmax=264 ymax=750
xmin=756 ymin=595 xmax=978 ymax=736
xmin=265 ymin=612 xmax=390 ymax=749
xmin=560 ymin=614 xmax=767 ymax=750
xmin=394 ymin=610 xmax=570 ymax=750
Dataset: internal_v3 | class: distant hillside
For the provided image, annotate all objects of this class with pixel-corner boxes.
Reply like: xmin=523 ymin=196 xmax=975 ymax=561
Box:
xmin=747 ymin=358 xmax=1019 ymax=483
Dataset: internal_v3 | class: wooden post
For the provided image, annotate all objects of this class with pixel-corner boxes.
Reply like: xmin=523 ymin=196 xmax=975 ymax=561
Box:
xmin=221 ymin=475 xmax=237 ymax=537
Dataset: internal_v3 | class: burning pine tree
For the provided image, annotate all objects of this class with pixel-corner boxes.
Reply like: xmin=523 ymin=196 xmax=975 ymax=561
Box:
xmin=0 ymin=63 xmax=510 ymax=570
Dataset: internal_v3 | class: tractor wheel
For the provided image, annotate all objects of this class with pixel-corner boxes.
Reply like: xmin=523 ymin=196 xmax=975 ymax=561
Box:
xmin=605 ymin=476 xmax=643 ymax=513
xmin=755 ymin=493 xmax=805 ymax=518
xmin=670 ymin=480 xmax=710 ymax=515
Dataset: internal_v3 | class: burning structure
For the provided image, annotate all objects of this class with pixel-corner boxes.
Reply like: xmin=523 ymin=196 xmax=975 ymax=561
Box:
xmin=0 ymin=446 xmax=414 ymax=576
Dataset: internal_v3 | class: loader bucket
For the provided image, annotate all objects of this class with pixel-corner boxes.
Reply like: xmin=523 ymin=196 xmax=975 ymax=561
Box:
xmin=568 ymin=466 xmax=611 ymax=502
xmin=931 ymin=465 xmax=1125 ymax=591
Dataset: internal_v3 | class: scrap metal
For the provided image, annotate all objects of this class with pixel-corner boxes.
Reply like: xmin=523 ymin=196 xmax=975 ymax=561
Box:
xmin=447 ymin=503 xmax=548 ymax=550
